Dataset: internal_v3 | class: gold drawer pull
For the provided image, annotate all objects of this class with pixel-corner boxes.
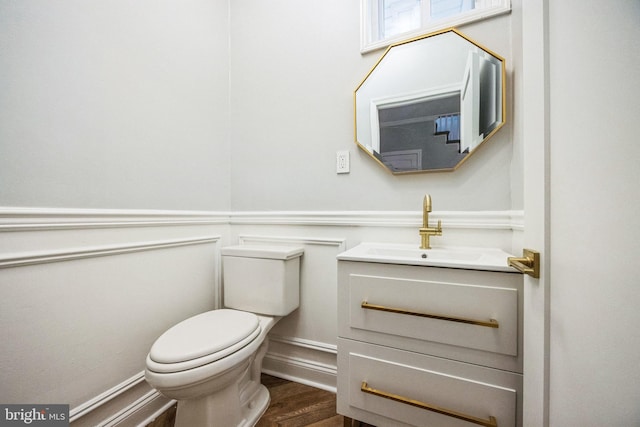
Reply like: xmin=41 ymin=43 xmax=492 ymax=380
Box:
xmin=361 ymin=381 xmax=498 ymax=427
xmin=361 ymin=301 xmax=499 ymax=328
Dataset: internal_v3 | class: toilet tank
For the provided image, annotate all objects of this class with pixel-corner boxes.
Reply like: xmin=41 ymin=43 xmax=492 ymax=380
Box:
xmin=221 ymin=245 xmax=304 ymax=316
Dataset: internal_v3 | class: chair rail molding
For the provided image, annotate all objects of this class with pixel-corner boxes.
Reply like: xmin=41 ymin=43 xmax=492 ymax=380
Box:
xmin=230 ymin=210 xmax=523 ymax=230
xmin=0 ymin=207 xmax=523 ymax=232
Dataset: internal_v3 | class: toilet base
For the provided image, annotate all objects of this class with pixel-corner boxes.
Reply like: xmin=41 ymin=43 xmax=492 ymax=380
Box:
xmin=148 ymin=315 xmax=278 ymax=426
xmin=173 ymin=339 xmax=272 ymax=427
xmin=174 ymin=381 xmax=269 ymax=427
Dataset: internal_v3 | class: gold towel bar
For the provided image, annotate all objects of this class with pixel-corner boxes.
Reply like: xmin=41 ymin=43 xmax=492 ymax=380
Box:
xmin=361 ymin=301 xmax=499 ymax=328
xmin=361 ymin=381 xmax=498 ymax=427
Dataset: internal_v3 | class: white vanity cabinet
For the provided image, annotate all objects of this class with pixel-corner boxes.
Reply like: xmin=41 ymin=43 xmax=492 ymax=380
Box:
xmin=337 ymin=256 xmax=523 ymax=427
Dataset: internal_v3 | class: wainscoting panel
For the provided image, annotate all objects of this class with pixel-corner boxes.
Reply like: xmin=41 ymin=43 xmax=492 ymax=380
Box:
xmin=231 ymin=212 xmax=522 ymax=392
xmin=236 ymin=234 xmax=345 ymax=392
xmin=1 ymin=208 xmax=522 ymax=425
xmin=0 ymin=208 xmax=228 ymax=426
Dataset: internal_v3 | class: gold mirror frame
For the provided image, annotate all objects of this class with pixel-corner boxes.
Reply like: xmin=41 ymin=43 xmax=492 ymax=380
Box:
xmin=354 ymin=28 xmax=506 ymax=174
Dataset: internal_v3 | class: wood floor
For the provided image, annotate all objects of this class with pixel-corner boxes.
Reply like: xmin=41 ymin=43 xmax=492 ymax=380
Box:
xmin=145 ymin=374 xmax=375 ymax=427
xmin=257 ymin=374 xmax=343 ymax=427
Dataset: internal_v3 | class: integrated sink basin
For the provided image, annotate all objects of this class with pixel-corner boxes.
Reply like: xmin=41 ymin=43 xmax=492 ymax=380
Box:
xmin=337 ymin=242 xmax=515 ymax=272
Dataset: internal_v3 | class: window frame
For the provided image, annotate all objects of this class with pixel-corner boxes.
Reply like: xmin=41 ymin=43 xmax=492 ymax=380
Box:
xmin=360 ymin=0 xmax=511 ymax=53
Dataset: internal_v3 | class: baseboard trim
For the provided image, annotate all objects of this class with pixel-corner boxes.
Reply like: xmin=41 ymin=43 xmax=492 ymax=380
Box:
xmin=70 ymin=373 xmax=145 ymax=422
xmin=134 ymin=397 xmax=176 ymax=427
xmin=263 ymin=335 xmax=338 ymax=393
xmin=70 ymin=371 xmax=174 ymax=427
xmin=263 ymin=355 xmax=337 ymax=394
xmin=100 ymin=390 xmax=173 ymax=427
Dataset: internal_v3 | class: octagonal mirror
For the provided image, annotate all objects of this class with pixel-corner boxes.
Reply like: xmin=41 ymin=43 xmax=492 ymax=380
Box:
xmin=354 ymin=28 xmax=506 ymax=174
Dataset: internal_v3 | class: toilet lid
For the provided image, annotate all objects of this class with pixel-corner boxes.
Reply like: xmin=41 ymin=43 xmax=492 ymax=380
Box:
xmin=149 ymin=309 xmax=260 ymax=365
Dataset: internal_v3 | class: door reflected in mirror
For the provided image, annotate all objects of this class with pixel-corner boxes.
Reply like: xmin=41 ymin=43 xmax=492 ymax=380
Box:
xmin=355 ymin=28 xmax=506 ymax=173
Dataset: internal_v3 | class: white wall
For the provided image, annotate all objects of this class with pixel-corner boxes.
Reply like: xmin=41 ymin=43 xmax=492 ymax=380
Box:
xmin=0 ymin=0 xmax=231 ymax=211
xmin=0 ymin=0 xmax=537 ymax=425
xmin=548 ymin=1 xmax=640 ymax=425
xmin=4 ymin=0 xmax=640 ymax=425
xmin=228 ymin=0 xmax=520 ymax=212
xmin=0 ymin=210 xmax=230 ymax=425
xmin=224 ymin=0 xmax=524 ymax=400
xmin=0 ymin=1 xmax=231 ymax=424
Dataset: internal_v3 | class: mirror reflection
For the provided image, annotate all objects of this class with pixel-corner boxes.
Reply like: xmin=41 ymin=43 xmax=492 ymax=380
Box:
xmin=355 ymin=29 xmax=506 ymax=173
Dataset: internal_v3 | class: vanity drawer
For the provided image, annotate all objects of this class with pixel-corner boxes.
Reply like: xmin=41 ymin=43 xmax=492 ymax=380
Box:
xmin=337 ymin=338 xmax=521 ymax=427
xmin=345 ymin=273 xmax=518 ymax=356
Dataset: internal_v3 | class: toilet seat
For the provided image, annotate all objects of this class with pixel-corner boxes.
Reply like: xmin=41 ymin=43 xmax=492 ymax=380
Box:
xmin=147 ymin=309 xmax=261 ymax=374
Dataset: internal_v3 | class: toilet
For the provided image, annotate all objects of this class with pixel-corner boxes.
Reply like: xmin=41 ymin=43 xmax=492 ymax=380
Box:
xmin=145 ymin=245 xmax=304 ymax=427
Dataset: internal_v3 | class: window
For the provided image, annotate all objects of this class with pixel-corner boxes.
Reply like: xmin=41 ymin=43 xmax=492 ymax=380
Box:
xmin=361 ymin=0 xmax=511 ymax=52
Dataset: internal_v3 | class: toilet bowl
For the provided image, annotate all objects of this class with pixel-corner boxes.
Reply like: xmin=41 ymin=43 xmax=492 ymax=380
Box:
xmin=144 ymin=245 xmax=304 ymax=427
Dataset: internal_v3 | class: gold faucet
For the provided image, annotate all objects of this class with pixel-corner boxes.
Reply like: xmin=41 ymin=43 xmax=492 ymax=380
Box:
xmin=419 ymin=194 xmax=442 ymax=249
